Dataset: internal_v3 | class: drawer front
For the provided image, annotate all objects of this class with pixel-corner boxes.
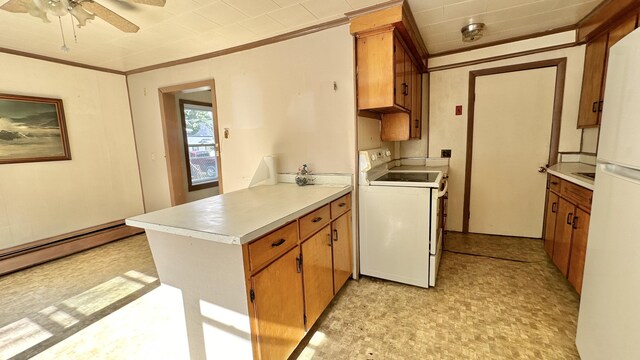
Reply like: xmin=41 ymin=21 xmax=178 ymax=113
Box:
xmin=561 ymin=180 xmax=593 ymax=211
xmin=330 ymin=193 xmax=351 ymax=219
xmin=299 ymin=204 xmax=331 ymax=240
xmin=548 ymin=175 xmax=561 ymax=193
xmin=248 ymin=222 xmax=298 ymax=271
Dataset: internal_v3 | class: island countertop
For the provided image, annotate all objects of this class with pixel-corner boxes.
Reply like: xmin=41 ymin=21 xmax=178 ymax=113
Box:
xmin=126 ymin=183 xmax=352 ymax=245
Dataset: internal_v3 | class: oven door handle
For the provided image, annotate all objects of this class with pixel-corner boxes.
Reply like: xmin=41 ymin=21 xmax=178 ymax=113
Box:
xmin=438 ymin=178 xmax=448 ymax=198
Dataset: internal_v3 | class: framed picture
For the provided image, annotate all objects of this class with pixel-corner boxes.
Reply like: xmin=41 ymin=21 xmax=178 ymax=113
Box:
xmin=0 ymin=94 xmax=71 ymax=164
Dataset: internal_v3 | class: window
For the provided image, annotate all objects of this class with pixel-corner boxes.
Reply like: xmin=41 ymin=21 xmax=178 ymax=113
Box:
xmin=179 ymin=99 xmax=218 ymax=191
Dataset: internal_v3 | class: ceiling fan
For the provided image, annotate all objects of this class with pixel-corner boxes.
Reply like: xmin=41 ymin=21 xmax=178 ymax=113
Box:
xmin=0 ymin=0 xmax=166 ymax=33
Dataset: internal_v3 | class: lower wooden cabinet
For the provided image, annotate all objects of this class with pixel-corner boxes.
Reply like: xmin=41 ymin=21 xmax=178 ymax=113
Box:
xmin=251 ymin=246 xmax=305 ymax=360
xmin=301 ymin=225 xmax=334 ymax=328
xmin=243 ymin=192 xmax=353 ymax=359
xmin=543 ymin=190 xmax=559 ymax=257
xmin=332 ymin=210 xmax=353 ymax=294
xmin=568 ymin=209 xmax=590 ymax=294
xmin=543 ymin=175 xmax=592 ymax=294
xmin=553 ymin=197 xmax=575 ymax=276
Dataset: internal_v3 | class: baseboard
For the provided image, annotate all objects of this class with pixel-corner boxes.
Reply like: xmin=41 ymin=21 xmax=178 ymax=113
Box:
xmin=0 ymin=221 xmax=144 ymax=276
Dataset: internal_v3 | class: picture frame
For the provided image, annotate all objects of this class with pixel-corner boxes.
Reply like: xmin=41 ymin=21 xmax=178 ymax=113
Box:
xmin=0 ymin=93 xmax=71 ymax=164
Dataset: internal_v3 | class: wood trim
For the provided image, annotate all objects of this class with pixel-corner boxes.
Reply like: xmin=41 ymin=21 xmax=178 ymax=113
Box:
xmin=428 ymin=43 xmax=576 ymax=72
xmin=345 ymin=0 xmax=403 ymax=19
xmin=430 ymin=25 xmax=577 ymax=58
xmin=462 ymin=58 xmax=567 ymax=233
xmin=576 ymin=0 xmax=640 ymax=43
xmin=158 ymin=91 xmax=186 ymax=206
xmin=0 ymin=221 xmax=143 ymax=275
xmin=158 ymin=79 xmax=224 ymax=204
xmin=126 ymin=18 xmax=349 ymax=76
xmin=0 ymin=46 xmax=125 ymax=75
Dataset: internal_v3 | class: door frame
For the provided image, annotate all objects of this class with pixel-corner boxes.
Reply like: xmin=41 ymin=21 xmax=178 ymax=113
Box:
xmin=462 ymin=58 xmax=567 ymax=233
xmin=158 ymin=79 xmax=223 ymax=206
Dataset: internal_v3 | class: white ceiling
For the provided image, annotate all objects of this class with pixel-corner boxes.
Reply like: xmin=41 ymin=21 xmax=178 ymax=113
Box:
xmin=0 ymin=0 xmax=604 ymax=72
xmin=408 ymin=0 xmax=604 ymax=54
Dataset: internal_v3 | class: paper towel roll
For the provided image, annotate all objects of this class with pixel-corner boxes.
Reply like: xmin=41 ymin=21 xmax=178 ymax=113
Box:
xmin=249 ymin=155 xmax=278 ymax=187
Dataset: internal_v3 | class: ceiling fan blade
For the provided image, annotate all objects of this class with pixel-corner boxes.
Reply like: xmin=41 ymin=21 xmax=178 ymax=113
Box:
xmin=80 ymin=1 xmax=139 ymax=33
xmin=1 ymin=0 xmax=32 ymax=13
xmin=129 ymin=0 xmax=166 ymax=7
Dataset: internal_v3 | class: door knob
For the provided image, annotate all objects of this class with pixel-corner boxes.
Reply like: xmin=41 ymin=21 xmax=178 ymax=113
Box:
xmin=538 ymin=167 xmax=547 ymax=173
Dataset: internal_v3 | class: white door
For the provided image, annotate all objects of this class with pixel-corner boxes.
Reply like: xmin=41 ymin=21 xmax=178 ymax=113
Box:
xmin=469 ymin=68 xmax=556 ymax=237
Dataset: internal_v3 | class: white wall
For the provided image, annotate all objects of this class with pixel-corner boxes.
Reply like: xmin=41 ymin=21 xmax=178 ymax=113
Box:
xmin=427 ymin=32 xmax=586 ymax=232
xmin=174 ymin=91 xmax=220 ymax=203
xmin=0 ymin=53 xmax=144 ymax=249
xmin=128 ymin=25 xmax=356 ymax=211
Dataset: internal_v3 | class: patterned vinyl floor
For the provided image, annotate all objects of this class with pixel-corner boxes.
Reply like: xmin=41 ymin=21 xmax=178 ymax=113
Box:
xmin=0 ymin=232 xmax=581 ymax=359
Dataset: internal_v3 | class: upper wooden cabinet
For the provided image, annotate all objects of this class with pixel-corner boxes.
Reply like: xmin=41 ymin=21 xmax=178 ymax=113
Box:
xmin=577 ymin=13 xmax=638 ymax=128
xmin=356 ymin=29 xmax=418 ymax=113
xmin=350 ymin=1 xmax=427 ymax=141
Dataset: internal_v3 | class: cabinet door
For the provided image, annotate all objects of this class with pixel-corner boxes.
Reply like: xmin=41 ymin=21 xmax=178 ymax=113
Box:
xmin=356 ymin=31 xmax=395 ymax=110
xmin=552 ymin=198 xmax=575 ymax=276
xmin=410 ymin=64 xmax=422 ymax=139
xmin=252 ymin=246 xmax=305 ymax=360
xmin=394 ymin=37 xmax=405 ymax=108
xmin=577 ymin=33 xmax=608 ymax=128
xmin=302 ymin=225 xmax=333 ymax=328
xmin=332 ymin=211 xmax=353 ymax=294
xmin=544 ymin=190 xmax=559 ymax=257
xmin=568 ymin=208 xmax=591 ymax=294
xmin=404 ymin=48 xmax=413 ymax=113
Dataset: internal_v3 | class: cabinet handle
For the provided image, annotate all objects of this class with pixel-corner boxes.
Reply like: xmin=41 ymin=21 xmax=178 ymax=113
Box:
xmin=573 ymin=216 xmax=579 ymax=229
xmin=312 ymin=216 xmax=323 ymax=223
xmin=552 ymin=202 xmax=557 ymax=213
xmin=333 ymin=229 xmax=339 ymax=242
xmin=566 ymin=212 xmax=573 ymax=225
xmin=598 ymin=101 xmax=604 ymax=112
xmin=338 ymin=202 xmax=346 ymax=207
xmin=327 ymin=233 xmax=333 ymax=247
xmin=402 ymin=83 xmax=409 ymax=96
xmin=415 ymin=119 xmax=419 ymax=128
xmin=271 ymin=239 xmax=286 ymax=247
xmin=592 ymin=101 xmax=598 ymax=113
xmin=296 ymin=257 xmax=301 ymax=273
xmin=550 ymin=181 xmax=559 ymax=185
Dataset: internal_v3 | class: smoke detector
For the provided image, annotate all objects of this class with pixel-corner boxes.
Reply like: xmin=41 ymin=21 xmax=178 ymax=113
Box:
xmin=461 ymin=23 xmax=485 ymax=42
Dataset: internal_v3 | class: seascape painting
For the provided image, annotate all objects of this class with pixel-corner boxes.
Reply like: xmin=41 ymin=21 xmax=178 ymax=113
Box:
xmin=0 ymin=94 xmax=71 ymax=164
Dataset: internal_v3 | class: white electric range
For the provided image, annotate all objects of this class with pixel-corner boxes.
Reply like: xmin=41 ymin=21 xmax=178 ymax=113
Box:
xmin=358 ymin=148 xmax=448 ymax=288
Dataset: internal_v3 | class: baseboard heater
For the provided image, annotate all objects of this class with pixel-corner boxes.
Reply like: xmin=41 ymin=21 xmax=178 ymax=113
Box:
xmin=0 ymin=220 xmax=144 ymax=276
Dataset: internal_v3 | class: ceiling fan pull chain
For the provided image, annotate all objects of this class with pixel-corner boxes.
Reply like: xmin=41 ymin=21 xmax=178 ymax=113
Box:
xmin=70 ymin=14 xmax=78 ymax=43
xmin=58 ymin=16 xmax=70 ymax=52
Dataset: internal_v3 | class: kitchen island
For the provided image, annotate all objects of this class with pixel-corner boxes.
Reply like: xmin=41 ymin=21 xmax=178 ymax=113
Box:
xmin=126 ymin=182 xmax=353 ymax=360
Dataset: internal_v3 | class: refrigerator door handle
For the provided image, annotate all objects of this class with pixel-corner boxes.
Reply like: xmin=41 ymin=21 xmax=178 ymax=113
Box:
xmin=601 ymin=163 xmax=640 ymax=184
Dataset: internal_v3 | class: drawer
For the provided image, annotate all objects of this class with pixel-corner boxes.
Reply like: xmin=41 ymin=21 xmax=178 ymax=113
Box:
xmin=330 ymin=193 xmax=351 ymax=219
xmin=561 ymin=180 xmax=593 ymax=211
xmin=299 ymin=204 xmax=330 ymax=240
xmin=548 ymin=175 xmax=561 ymax=193
xmin=248 ymin=222 xmax=298 ymax=271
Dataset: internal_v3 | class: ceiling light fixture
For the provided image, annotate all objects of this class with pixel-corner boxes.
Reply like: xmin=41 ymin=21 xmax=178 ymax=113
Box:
xmin=461 ymin=22 xmax=485 ymax=42
xmin=0 ymin=0 xmax=166 ymax=51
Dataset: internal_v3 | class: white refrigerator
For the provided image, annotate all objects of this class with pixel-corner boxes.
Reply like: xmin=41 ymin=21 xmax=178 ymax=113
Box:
xmin=576 ymin=28 xmax=640 ymax=359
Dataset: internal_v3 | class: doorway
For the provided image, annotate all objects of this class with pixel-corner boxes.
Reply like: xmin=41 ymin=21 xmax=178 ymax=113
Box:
xmin=158 ymin=80 xmax=223 ymax=206
xmin=463 ymin=59 xmax=566 ymax=237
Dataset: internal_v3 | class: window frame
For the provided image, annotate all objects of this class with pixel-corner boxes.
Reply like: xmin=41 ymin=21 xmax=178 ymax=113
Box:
xmin=178 ymin=99 xmax=219 ymax=192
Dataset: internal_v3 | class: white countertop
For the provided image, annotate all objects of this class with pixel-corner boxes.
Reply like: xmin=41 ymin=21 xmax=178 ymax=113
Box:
xmin=126 ymin=183 xmax=352 ymax=245
xmin=548 ymin=162 xmax=596 ymax=190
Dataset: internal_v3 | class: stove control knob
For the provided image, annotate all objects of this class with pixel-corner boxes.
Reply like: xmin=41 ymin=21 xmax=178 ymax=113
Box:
xmin=385 ymin=150 xmax=391 ymax=156
xmin=370 ymin=154 xmax=377 ymax=161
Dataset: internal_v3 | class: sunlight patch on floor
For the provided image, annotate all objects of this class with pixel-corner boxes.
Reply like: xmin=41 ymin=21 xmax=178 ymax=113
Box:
xmin=0 ymin=318 xmax=52 ymax=359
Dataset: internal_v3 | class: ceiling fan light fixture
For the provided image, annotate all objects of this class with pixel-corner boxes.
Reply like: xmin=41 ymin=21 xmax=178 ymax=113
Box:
xmin=461 ymin=22 xmax=485 ymax=42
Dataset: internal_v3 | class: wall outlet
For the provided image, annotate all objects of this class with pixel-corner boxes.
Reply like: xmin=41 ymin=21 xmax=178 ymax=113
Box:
xmin=441 ymin=149 xmax=452 ymax=158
